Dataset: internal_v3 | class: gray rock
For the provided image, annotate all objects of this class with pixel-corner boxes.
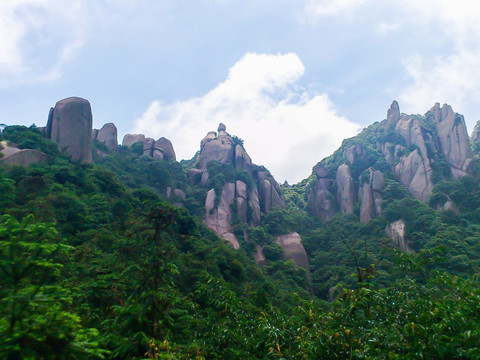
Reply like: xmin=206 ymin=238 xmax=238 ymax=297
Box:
xmin=313 ymin=163 xmax=330 ymax=178
xmin=143 ymin=137 xmax=155 ymax=157
xmin=307 ymin=178 xmax=336 ymax=222
xmin=95 ymin=123 xmax=117 ymax=149
xmin=248 ymin=187 xmax=262 ymax=226
xmin=276 ymin=232 xmax=310 ymax=273
xmin=46 ymin=97 xmax=93 ymax=163
xmin=187 ymin=168 xmax=204 ymax=184
xmin=358 ymin=168 xmax=385 ymax=223
xmin=0 ymin=141 xmax=48 ymax=167
xmin=471 ymin=121 xmax=480 ymax=142
xmin=154 ymin=137 xmax=176 ymax=162
xmin=122 ymin=134 xmax=145 ymax=147
xmin=336 ymin=164 xmax=355 ymax=214
xmin=218 ymin=123 xmax=226 ymax=132
xmin=259 ymin=178 xmax=285 ymax=213
xmin=394 ymin=149 xmax=433 ymax=201
xmin=204 ymin=183 xmax=239 ymax=249
xmin=253 ymin=244 xmax=266 ymax=266
xmin=387 ymin=100 xmax=401 ymax=125
xmin=197 ymin=131 xmax=235 ymax=169
xmin=234 ymin=144 xmax=252 ymax=174
xmin=430 ymin=103 xmax=473 ymax=176
xmin=236 ymin=180 xmax=247 ymax=199
xmin=385 ymin=220 xmax=412 ymax=253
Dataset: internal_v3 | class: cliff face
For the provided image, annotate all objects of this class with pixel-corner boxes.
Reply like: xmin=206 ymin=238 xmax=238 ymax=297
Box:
xmin=307 ymin=101 xmax=474 ymax=223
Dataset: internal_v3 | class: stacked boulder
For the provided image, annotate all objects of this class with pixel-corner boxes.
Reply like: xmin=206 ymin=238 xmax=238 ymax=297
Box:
xmin=122 ymin=134 xmax=176 ymax=162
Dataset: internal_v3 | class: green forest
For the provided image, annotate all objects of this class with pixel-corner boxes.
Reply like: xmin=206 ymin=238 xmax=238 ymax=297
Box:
xmin=3 ymin=122 xmax=480 ymax=360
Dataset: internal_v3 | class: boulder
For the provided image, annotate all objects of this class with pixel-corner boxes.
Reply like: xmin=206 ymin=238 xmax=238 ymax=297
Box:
xmin=154 ymin=137 xmax=176 ymax=162
xmin=386 ymin=100 xmax=401 ymax=126
xmin=46 ymin=97 xmax=93 ymax=163
xmin=122 ymin=134 xmax=145 ymax=147
xmin=394 ymin=149 xmax=433 ymax=202
xmin=275 ymin=232 xmax=310 ymax=273
xmin=0 ymin=141 xmax=48 ymax=167
xmin=94 ymin=123 xmax=117 ymax=149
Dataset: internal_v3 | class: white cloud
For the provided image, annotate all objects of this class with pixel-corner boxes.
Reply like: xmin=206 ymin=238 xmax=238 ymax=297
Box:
xmin=0 ymin=0 xmax=86 ymax=87
xmin=305 ymin=0 xmax=370 ymax=16
xmin=133 ymin=53 xmax=361 ymax=183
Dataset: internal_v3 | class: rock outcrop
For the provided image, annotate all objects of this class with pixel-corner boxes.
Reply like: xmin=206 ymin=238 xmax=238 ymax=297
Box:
xmin=191 ymin=124 xmax=284 ymax=248
xmin=45 ymin=97 xmax=93 ymax=163
xmin=166 ymin=187 xmax=186 ymax=208
xmin=307 ymin=164 xmax=336 ymax=222
xmin=122 ymin=134 xmax=176 ymax=162
xmin=336 ymin=164 xmax=355 ymax=214
xmin=358 ymin=168 xmax=385 ymax=223
xmin=205 ymin=183 xmax=239 ymax=249
xmin=307 ymin=100 xmax=475 ymax=222
xmin=385 ymin=220 xmax=411 ymax=253
xmin=92 ymin=123 xmax=118 ymax=150
xmin=471 ymin=121 xmax=480 ymax=143
xmin=429 ymin=103 xmax=473 ymax=177
xmin=196 ymin=124 xmax=252 ymax=173
xmin=0 ymin=141 xmax=48 ymax=167
xmin=275 ymin=232 xmax=310 ymax=273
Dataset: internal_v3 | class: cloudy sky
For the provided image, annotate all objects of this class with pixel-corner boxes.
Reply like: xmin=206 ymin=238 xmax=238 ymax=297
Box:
xmin=2 ymin=0 xmax=480 ymax=183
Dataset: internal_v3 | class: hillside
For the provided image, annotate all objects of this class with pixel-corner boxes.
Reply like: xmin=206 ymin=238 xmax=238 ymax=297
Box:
xmin=2 ymin=97 xmax=480 ymax=358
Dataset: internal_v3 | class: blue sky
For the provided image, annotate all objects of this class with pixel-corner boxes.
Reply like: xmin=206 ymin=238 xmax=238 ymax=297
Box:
xmin=2 ymin=0 xmax=480 ymax=183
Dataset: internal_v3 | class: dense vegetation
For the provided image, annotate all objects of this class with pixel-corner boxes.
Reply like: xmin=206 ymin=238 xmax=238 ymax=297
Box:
xmin=2 ymin=125 xmax=480 ymax=359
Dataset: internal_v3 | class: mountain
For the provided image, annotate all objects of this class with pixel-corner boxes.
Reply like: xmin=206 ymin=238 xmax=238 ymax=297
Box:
xmin=3 ymin=96 xmax=480 ymax=358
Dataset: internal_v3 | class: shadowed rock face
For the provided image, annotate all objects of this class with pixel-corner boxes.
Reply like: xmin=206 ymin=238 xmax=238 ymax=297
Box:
xmin=46 ymin=97 xmax=93 ymax=163
xmin=307 ymin=165 xmax=336 ymax=222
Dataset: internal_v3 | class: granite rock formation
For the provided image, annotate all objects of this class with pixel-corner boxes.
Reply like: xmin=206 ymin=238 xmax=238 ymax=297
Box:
xmin=122 ymin=134 xmax=176 ymax=162
xmin=275 ymin=232 xmax=310 ymax=272
xmin=307 ymin=100 xmax=475 ymax=222
xmin=92 ymin=123 xmax=118 ymax=150
xmin=45 ymin=97 xmax=93 ymax=163
xmin=0 ymin=141 xmax=48 ymax=167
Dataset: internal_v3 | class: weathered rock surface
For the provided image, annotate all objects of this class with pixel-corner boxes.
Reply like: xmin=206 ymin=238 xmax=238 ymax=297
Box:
xmin=196 ymin=124 xmax=251 ymax=173
xmin=204 ymin=183 xmax=239 ymax=249
xmin=122 ymin=134 xmax=176 ymax=161
xmin=46 ymin=97 xmax=92 ymax=163
xmin=93 ymin=123 xmax=118 ymax=150
xmin=307 ymin=164 xmax=336 ymax=222
xmin=122 ymin=134 xmax=145 ymax=147
xmin=336 ymin=164 xmax=355 ymax=214
xmin=429 ymin=103 xmax=473 ymax=176
xmin=275 ymin=232 xmax=310 ymax=272
xmin=385 ymin=220 xmax=411 ymax=253
xmin=253 ymin=244 xmax=266 ymax=266
xmin=0 ymin=141 xmax=48 ymax=167
xmin=166 ymin=187 xmax=186 ymax=207
xmin=471 ymin=121 xmax=480 ymax=143
xmin=358 ymin=168 xmax=385 ymax=223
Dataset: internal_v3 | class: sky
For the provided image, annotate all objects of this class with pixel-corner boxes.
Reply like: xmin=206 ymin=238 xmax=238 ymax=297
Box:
xmin=2 ymin=0 xmax=480 ymax=183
